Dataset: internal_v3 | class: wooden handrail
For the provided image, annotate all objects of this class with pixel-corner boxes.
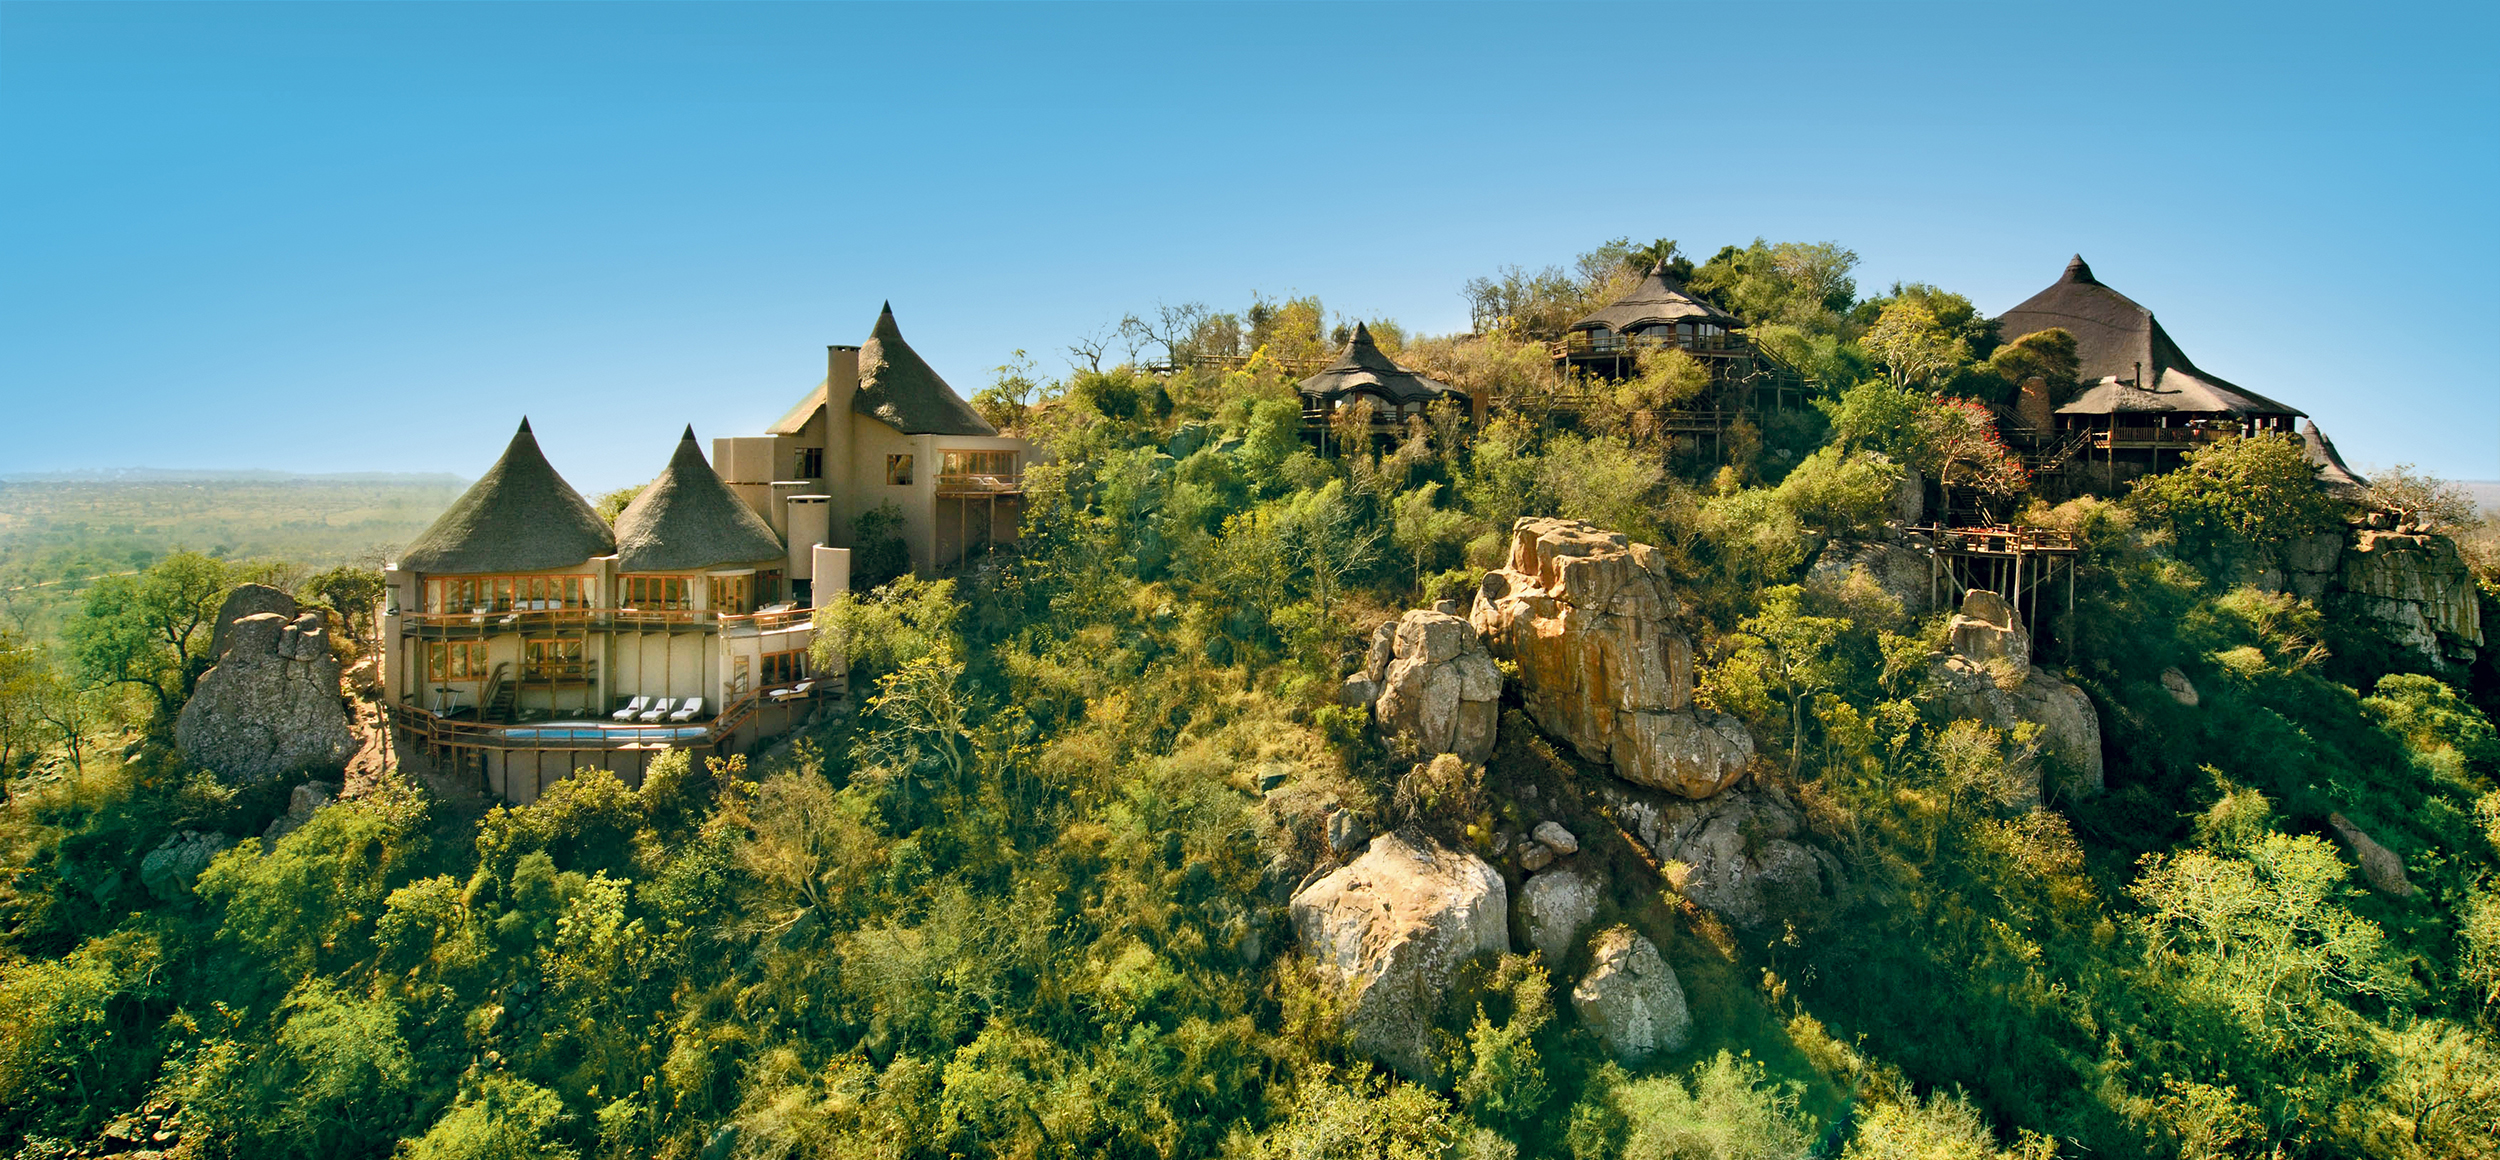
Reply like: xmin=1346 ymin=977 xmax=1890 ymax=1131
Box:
xmin=398 ymin=606 xmax=817 ymax=632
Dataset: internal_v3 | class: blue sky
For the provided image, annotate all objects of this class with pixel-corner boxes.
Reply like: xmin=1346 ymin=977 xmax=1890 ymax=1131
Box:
xmin=2 ymin=1 xmax=2493 ymax=491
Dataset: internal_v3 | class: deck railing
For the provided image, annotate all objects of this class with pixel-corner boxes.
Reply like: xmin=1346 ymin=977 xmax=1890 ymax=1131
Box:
xmin=386 ymin=676 xmax=839 ymax=753
xmin=396 ymin=605 xmax=816 ymax=635
xmin=935 ymin=470 xmax=1025 ymax=496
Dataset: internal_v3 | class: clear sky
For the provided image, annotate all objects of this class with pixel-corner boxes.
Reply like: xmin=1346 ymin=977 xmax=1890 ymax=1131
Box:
xmin=2 ymin=1 xmax=2494 ymax=491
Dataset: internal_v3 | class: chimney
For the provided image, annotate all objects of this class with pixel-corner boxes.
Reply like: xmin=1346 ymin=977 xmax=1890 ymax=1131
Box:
xmin=826 ymin=345 xmax=860 ymax=417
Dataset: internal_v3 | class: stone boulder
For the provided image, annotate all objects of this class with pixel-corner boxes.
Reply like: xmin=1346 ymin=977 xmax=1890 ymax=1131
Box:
xmin=1570 ymin=927 xmax=1691 ymax=1061
xmin=1473 ymin=518 xmax=1749 ymax=798
xmin=1807 ymin=540 xmax=1934 ymax=618
xmin=263 ymin=781 xmax=337 ymax=847
xmin=140 ymin=830 xmax=235 ymax=901
xmin=1518 ymin=866 xmax=1600 ymax=962
xmin=1349 ymin=610 xmax=1502 ymax=763
xmin=2161 ymin=667 xmax=2200 ymax=708
xmin=2339 ymin=530 xmax=2484 ymax=668
xmin=176 ymin=611 xmax=355 ymax=783
xmin=205 ymin=584 xmax=299 ymax=666
xmin=1604 ymin=784 xmax=1827 ymax=928
xmin=1926 ymin=590 xmax=2103 ymax=800
xmin=2327 ymin=813 xmax=2415 ymax=898
xmin=1946 ymin=589 xmax=2029 ymax=673
xmin=1291 ymin=831 xmax=1509 ymax=1078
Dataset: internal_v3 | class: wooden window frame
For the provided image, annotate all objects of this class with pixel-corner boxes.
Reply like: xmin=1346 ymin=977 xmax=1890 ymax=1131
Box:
xmin=620 ymin=575 xmax=695 ymax=611
xmin=426 ymin=640 xmax=486 ymax=682
xmin=887 ymin=453 xmax=914 ymax=486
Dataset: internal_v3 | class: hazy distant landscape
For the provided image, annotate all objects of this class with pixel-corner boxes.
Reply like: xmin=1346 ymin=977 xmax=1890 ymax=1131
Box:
xmin=0 ymin=474 xmax=462 ymax=642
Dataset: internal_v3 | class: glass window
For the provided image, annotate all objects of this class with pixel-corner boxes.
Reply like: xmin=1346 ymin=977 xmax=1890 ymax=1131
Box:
xmin=426 ymin=641 xmax=485 ymax=681
xmin=887 ymin=454 xmax=914 ymax=486
xmin=621 ymin=575 xmax=695 ymax=610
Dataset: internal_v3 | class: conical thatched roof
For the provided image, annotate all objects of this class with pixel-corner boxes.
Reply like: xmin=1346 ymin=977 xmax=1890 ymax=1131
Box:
xmin=2301 ymin=420 xmax=2369 ymax=498
xmin=853 ymin=304 xmax=996 ymax=436
xmin=399 ymin=418 xmax=615 ymax=574
xmin=1570 ymin=261 xmax=1741 ymax=333
xmin=613 ymin=426 xmax=787 ymax=573
xmin=2003 ymin=256 xmax=2304 ymax=421
xmin=1297 ymin=323 xmax=1464 ymax=406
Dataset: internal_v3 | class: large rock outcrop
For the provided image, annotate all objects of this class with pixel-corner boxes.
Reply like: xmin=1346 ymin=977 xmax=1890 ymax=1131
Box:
xmin=1571 ymin=926 xmax=1692 ymax=1061
xmin=1473 ymin=518 xmax=1751 ymax=798
xmin=1927 ymin=590 xmax=2103 ymax=800
xmin=1807 ymin=539 xmax=1935 ymax=618
xmin=1291 ymin=831 xmax=1509 ymax=1078
xmin=205 ymin=584 xmax=299 ymax=664
xmin=1518 ymin=866 xmax=1600 ymax=962
xmin=1346 ymin=610 xmax=1502 ymax=762
xmin=176 ymin=610 xmax=355 ymax=783
xmin=2338 ymin=530 xmax=2484 ymax=669
xmin=1603 ymin=783 xmax=1828 ymax=928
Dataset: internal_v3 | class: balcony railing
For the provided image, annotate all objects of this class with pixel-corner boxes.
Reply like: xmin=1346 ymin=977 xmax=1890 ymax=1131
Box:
xmin=395 ymin=605 xmax=816 ymax=636
xmin=936 ymin=470 xmax=1025 ymax=496
xmin=1550 ymin=332 xmax=1742 ymax=359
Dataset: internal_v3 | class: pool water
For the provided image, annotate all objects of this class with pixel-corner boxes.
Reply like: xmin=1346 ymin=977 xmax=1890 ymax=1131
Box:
xmin=499 ymin=720 xmax=710 ymax=742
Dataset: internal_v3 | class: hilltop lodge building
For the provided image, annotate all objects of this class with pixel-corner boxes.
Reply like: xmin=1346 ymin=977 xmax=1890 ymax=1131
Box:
xmin=381 ymin=306 xmax=1030 ymax=802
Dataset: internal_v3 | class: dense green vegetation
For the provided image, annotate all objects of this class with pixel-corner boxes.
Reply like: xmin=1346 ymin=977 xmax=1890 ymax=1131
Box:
xmin=4 ymin=240 xmax=2499 ymax=1158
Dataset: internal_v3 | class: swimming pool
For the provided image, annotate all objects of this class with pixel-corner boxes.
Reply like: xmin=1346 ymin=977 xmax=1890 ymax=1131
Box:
xmin=496 ymin=721 xmax=711 ymax=742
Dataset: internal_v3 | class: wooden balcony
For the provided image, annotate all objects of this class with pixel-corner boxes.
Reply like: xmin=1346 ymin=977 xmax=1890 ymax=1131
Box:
xmin=1549 ymin=333 xmax=1744 ymax=360
xmin=2086 ymin=426 xmax=2236 ymax=451
xmin=936 ymin=471 xmax=1025 ymax=497
xmin=395 ymin=605 xmax=815 ymax=639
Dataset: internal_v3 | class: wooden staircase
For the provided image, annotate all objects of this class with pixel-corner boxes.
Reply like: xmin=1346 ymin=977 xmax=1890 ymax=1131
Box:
xmin=480 ymin=663 xmax=517 ymax=724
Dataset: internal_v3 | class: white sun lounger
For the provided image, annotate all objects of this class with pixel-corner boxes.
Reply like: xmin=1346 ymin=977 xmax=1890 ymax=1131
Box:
xmin=668 ymin=697 xmax=704 ymax=723
xmin=637 ymin=698 xmax=677 ymax=723
xmin=610 ymin=695 xmax=651 ymax=722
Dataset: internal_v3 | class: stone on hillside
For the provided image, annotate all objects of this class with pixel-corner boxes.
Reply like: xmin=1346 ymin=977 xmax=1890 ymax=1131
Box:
xmin=1946 ymin=589 xmax=2029 ymax=675
xmin=1532 ymin=821 xmax=1578 ymax=855
xmin=2340 ymin=530 xmax=2484 ymax=668
xmin=1604 ymin=784 xmax=1826 ymax=928
xmin=1926 ymin=590 xmax=2102 ymax=801
xmin=1610 ymin=707 xmax=1755 ymax=798
xmin=1474 ymin=518 xmax=1752 ymax=799
xmin=2161 ymin=667 xmax=2200 ymax=707
xmin=1519 ymin=841 xmax=1555 ymax=872
xmin=263 ymin=781 xmax=337 ymax=846
xmin=1326 ymin=807 xmax=1369 ymax=856
xmin=1291 ymin=831 xmax=1510 ymax=1078
xmin=176 ymin=610 xmax=355 ymax=784
xmin=1806 ymin=540 xmax=1933 ymax=618
xmin=140 ymin=830 xmax=235 ymax=901
xmin=1571 ymin=927 xmax=1691 ymax=1061
xmin=2327 ymin=812 xmax=2415 ymax=898
xmin=1354 ymin=610 xmax=1502 ymax=763
xmin=206 ymin=584 xmax=299 ymax=664
xmin=1519 ymin=866 xmax=1600 ymax=961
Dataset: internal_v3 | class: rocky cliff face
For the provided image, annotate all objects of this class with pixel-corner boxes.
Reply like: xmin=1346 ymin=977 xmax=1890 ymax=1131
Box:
xmin=1345 ymin=609 xmax=1502 ymax=763
xmin=176 ymin=610 xmax=355 ymax=783
xmin=1602 ymin=781 xmax=1830 ymax=928
xmin=1290 ymin=831 xmax=1509 ymax=1078
xmin=1927 ymin=589 xmax=2103 ymax=801
xmin=1473 ymin=518 xmax=1752 ymax=798
xmin=2336 ymin=530 xmax=2484 ymax=669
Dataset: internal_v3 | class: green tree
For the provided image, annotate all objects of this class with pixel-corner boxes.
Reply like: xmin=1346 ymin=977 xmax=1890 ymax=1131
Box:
xmin=1862 ymin=300 xmax=1971 ymax=388
xmin=2127 ymin=433 xmax=2343 ymax=565
xmin=64 ymin=550 xmax=235 ymax=717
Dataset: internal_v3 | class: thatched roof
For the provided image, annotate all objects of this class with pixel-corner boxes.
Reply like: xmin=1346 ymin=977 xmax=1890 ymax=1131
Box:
xmin=2004 ymin=256 xmax=2304 ymax=420
xmin=766 ymin=381 xmax=826 ymax=437
xmin=613 ymin=426 xmax=787 ymax=572
xmin=1570 ymin=261 xmax=1741 ymax=334
xmin=854 ymin=304 xmax=996 ymax=436
xmin=1297 ymin=323 xmax=1465 ymax=407
xmin=2302 ymin=420 xmax=2369 ymax=497
xmin=399 ymin=418 xmax=615 ymax=574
